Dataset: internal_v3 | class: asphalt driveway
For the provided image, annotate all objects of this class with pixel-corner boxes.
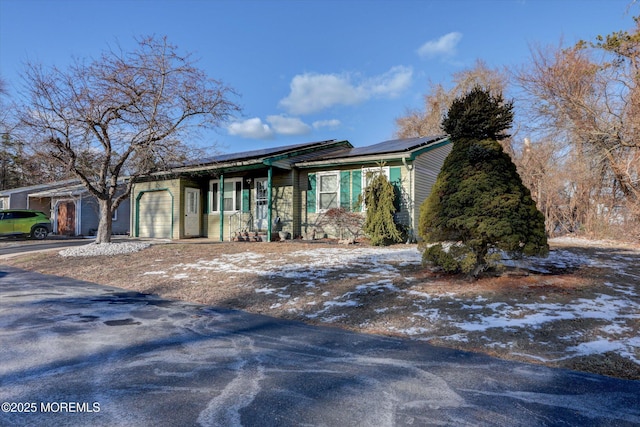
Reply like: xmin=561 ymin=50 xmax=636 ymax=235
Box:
xmin=1 ymin=266 xmax=639 ymax=426
xmin=0 ymin=236 xmax=104 ymax=257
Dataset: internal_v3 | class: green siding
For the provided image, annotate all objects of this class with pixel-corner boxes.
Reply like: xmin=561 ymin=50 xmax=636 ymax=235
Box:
xmin=351 ymin=170 xmax=361 ymax=211
xmin=340 ymin=171 xmax=350 ymax=209
xmin=307 ymin=173 xmax=316 ymax=213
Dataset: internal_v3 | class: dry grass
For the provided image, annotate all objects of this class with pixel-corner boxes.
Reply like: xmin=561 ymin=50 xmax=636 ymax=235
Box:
xmin=3 ymin=238 xmax=639 ymax=380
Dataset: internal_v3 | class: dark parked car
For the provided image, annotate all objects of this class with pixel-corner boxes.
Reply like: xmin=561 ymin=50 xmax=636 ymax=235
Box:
xmin=0 ymin=209 xmax=52 ymax=240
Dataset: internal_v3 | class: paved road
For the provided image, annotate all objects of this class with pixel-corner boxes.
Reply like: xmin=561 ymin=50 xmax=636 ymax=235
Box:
xmin=1 ymin=266 xmax=639 ymax=427
xmin=0 ymin=238 xmax=92 ymax=257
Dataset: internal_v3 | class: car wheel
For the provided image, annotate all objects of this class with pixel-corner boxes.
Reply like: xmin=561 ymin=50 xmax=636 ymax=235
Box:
xmin=31 ymin=226 xmax=48 ymax=240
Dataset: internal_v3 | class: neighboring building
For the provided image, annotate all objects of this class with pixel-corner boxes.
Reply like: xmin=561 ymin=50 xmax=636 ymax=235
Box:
xmin=130 ymin=136 xmax=452 ymax=242
xmin=28 ymin=182 xmax=130 ymax=236
xmin=0 ymin=180 xmax=78 ymax=211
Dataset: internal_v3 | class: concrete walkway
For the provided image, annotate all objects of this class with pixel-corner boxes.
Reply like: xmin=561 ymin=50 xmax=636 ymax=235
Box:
xmin=1 ymin=266 xmax=638 ymax=426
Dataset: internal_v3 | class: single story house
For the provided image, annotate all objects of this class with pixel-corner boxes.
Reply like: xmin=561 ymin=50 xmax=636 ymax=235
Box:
xmin=130 ymin=136 xmax=451 ymax=242
xmin=28 ymin=182 xmax=131 ymax=236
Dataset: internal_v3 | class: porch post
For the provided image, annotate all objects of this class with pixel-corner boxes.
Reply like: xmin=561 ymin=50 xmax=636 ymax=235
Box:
xmin=219 ymin=174 xmax=224 ymax=242
xmin=267 ymin=166 xmax=273 ymax=242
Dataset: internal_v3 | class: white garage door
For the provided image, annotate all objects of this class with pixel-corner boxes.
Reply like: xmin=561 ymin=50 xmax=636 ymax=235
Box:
xmin=138 ymin=190 xmax=172 ymax=239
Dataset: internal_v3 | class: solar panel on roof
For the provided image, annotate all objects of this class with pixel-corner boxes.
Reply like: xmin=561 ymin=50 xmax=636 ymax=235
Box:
xmin=187 ymin=140 xmax=336 ymax=166
xmin=326 ymin=135 xmax=447 ymax=158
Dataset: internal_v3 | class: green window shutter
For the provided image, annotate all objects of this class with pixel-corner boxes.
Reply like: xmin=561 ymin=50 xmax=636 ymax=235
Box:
xmin=351 ymin=170 xmax=361 ymax=211
xmin=307 ymin=173 xmax=316 ymax=213
xmin=390 ymin=167 xmax=402 ymax=186
xmin=340 ymin=171 xmax=350 ymax=210
xmin=242 ymin=187 xmax=250 ymax=212
xmin=390 ymin=166 xmax=402 ymax=206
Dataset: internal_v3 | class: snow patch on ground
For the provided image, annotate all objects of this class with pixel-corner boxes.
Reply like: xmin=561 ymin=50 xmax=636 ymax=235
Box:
xmin=147 ymin=242 xmax=640 ymax=365
xmin=178 ymin=247 xmax=420 ymax=281
xmin=502 ymin=248 xmax=593 ymax=273
xmin=49 ymin=237 xmax=615 ymax=367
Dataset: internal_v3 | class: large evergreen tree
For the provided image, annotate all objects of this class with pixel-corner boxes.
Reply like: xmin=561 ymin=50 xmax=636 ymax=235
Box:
xmin=419 ymin=87 xmax=548 ymax=276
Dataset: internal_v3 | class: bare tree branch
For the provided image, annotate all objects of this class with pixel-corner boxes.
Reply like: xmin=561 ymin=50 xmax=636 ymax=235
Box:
xmin=17 ymin=35 xmax=240 ymax=243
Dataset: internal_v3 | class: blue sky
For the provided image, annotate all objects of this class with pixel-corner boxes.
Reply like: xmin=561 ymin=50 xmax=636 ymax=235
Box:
xmin=0 ymin=0 xmax=636 ymax=153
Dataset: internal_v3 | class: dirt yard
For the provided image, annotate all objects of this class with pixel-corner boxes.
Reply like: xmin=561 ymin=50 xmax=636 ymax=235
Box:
xmin=3 ymin=237 xmax=639 ymax=380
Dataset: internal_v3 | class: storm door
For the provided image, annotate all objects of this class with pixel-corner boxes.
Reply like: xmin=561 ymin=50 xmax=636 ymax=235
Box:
xmin=184 ymin=187 xmax=201 ymax=237
xmin=254 ymin=178 xmax=268 ymax=230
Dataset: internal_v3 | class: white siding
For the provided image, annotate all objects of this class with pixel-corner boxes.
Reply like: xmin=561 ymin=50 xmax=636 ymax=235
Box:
xmin=413 ymin=143 xmax=452 ymax=228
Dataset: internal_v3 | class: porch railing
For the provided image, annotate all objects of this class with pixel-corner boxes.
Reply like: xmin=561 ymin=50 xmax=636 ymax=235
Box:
xmin=229 ymin=212 xmax=253 ymax=241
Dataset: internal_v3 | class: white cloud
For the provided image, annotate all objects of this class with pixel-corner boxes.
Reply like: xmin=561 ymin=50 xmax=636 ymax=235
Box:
xmin=365 ymin=66 xmax=413 ymax=97
xmin=313 ymin=119 xmax=341 ymax=130
xmin=279 ymin=66 xmax=413 ymax=115
xmin=266 ymin=115 xmax=311 ymax=135
xmin=227 ymin=118 xmax=274 ymax=139
xmin=417 ymin=32 xmax=463 ymax=59
xmin=227 ymin=116 xmax=317 ymax=139
xmin=279 ymin=73 xmax=364 ymax=115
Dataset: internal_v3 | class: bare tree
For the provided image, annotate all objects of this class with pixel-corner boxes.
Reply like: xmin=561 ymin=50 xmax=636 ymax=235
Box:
xmin=514 ymin=18 xmax=640 ymax=236
xmin=514 ymin=136 xmax=611 ymax=236
xmin=0 ymin=77 xmax=30 ymax=189
xmin=0 ymin=77 xmax=7 ymax=126
xmin=17 ymin=36 xmax=240 ymax=243
xmin=395 ymin=82 xmax=450 ymax=138
xmin=395 ymin=60 xmax=509 ymax=138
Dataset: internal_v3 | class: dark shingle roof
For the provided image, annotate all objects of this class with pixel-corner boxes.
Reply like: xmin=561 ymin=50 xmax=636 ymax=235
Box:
xmin=335 ymin=135 xmax=448 ymax=158
xmin=0 ymin=179 xmax=80 ymax=196
xmin=193 ymin=140 xmax=340 ymax=165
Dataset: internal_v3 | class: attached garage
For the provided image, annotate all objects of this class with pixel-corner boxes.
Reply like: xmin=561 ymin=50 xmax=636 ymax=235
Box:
xmin=136 ymin=190 xmax=173 ymax=239
xmin=129 ymin=137 xmax=452 ymax=242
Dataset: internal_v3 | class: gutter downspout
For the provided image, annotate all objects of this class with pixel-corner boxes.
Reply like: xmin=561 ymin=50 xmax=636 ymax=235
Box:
xmin=266 ymin=166 xmax=273 ymax=242
xmin=76 ymin=195 xmax=82 ymax=236
xmin=219 ymin=174 xmax=224 ymax=242
xmin=402 ymin=156 xmax=415 ymax=243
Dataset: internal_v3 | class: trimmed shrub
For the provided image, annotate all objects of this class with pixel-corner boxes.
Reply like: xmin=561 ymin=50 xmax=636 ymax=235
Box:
xmin=419 ymin=87 xmax=548 ymax=276
xmin=363 ymin=173 xmax=403 ymax=246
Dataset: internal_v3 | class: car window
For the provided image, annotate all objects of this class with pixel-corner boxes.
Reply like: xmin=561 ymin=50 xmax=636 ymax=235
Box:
xmin=1 ymin=212 xmax=14 ymax=220
xmin=13 ymin=211 xmax=37 ymax=219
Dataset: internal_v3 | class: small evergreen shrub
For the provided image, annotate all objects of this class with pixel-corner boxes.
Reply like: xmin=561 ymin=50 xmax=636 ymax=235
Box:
xmin=363 ymin=172 xmax=403 ymax=246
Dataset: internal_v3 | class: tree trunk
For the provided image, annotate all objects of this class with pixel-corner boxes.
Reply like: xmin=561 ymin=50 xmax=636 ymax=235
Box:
xmin=95 ymin=199 xmax=113 ymax=244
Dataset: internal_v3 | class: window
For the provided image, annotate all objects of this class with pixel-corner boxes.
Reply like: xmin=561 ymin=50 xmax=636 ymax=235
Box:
xmin=361 ymin=167 xmax=390 ymax=210
xmin=362 ymin=167 xmax=390 ymax=189
xmin=317 ymin=172 xmax=339 ymax=211
xmin=186 ymin=190 xmax=198 ymax=215
xmin=210 ymin=178 xmax=243 ymax=212
xmin=12 ymin=211 xmax=37 ymax=219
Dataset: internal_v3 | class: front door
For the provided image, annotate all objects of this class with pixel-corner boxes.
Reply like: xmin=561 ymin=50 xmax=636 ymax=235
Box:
xmin=184 ymin=187 xmax=201 ymax=237
xmin=57 ymin=201 xmax=76 ymax=236
xmin=254 ymin=178 xmax=268 ymax=231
